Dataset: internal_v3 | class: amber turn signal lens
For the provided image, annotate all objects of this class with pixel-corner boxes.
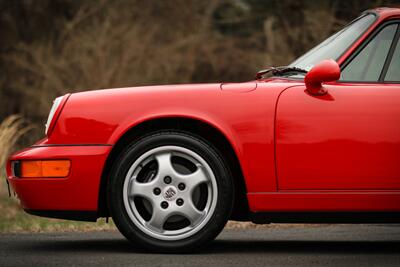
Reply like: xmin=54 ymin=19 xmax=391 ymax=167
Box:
xmin=20 ymin=160 xmax=70 ymax=178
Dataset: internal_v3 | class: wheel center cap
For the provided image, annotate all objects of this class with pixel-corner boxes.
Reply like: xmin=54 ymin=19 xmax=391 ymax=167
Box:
xmin=163 ymin=186 xmax=178 ymax=201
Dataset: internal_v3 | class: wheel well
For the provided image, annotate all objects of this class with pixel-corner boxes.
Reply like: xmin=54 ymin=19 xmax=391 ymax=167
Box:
xmin=97 ymin=117 xmax=249 ymax=221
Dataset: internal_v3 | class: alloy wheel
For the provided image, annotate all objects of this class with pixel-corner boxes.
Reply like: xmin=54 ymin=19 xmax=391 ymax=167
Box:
xmin=122 ymin=145 xmax=218 ymax=241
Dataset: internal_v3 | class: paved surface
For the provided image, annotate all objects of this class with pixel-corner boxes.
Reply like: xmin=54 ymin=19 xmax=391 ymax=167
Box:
xmin=1 ymin=224 xmax=400 ymax=266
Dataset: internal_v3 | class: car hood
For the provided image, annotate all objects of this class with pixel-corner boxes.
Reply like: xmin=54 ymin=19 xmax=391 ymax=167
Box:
xmin=71 ymin=77 xmax=303 ymax=98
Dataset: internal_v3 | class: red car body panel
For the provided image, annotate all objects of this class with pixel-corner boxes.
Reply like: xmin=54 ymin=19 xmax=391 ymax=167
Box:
xmin=248 ymin=191 xmax=400 ymax=212
xmin=276 ymin=83 xmax=400 ymax=190
xmin=7 ymin=146 xmax=111 ymax=211
xmin=6 ymin=8 xmax=400 ymax=218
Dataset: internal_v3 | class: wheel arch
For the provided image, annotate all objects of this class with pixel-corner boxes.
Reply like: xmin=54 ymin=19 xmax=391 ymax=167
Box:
xmin=98 ymin=116 xmax=250 ymax=221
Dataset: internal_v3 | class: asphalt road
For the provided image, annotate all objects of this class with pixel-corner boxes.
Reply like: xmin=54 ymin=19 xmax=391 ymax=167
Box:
xmin=1 ymin=224 xmax=400 ymax=266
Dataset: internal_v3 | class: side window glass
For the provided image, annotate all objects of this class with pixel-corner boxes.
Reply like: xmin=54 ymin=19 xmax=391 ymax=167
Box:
xmin=385 ymin=38 xmax=400 ymax=82
xmin=341 ymin=24 xmax=397 ymax=82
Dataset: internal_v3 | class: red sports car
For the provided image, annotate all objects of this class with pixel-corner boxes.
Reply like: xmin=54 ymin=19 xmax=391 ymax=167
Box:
xmin=6 ymin=7 xmax=400 ymax=252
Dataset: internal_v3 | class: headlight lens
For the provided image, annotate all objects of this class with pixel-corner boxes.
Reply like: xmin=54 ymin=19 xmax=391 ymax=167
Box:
xmin=45 ymin=96 xmax=64 ymax=135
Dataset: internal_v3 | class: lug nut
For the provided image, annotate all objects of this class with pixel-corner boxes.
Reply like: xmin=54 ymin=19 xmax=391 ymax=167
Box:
xmin=161 ymin=201 xmax=169 ymax=209
xmin=178 ymin=183 xmax=185 ymax=191
xmin=153 ymin=187 xmax=161 ymax=195
xmin=164 ymin=176 xmax=172 ymax=184
xmin=176 ymin=198 xmax=184 ymax=206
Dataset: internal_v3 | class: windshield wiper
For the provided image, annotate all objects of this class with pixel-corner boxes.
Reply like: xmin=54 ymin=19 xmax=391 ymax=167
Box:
xmin=255 ymin=66 xmax=308 ymax=79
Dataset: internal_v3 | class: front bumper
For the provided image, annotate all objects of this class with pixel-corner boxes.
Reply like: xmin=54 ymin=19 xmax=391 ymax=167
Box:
xmin=6 ymin=145 xmax=112 ymax=220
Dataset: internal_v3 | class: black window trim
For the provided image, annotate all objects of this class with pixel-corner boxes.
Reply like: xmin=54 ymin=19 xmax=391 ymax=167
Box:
xmin=332 ymin=11 xmax=378 ymax=70
xmin=381 ymin=23 xmax=400 ymax=82
xmin=338 ymin=19 xmax=400 ymax=84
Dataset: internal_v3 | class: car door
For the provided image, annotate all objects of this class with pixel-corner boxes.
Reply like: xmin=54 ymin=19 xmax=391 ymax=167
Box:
xmin=276 ymin=21 xmax=400 ymax=190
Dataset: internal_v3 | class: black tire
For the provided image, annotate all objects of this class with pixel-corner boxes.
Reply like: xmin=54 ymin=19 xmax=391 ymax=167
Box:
xmin=108 ymin=131 xmax=234 ymax=253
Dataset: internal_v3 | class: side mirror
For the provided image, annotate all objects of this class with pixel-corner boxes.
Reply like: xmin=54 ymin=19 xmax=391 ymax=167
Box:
xmin=305 ymin=59 xmax=340 ymax=96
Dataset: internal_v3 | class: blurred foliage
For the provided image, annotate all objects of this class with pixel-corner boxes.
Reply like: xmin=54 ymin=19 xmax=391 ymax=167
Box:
xmin=0 ymin=0 xmax=399 ymax=144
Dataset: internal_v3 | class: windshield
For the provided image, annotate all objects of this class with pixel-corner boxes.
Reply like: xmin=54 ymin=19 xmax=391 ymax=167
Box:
xmin=289 ymin=13 xmax=376 ymax=72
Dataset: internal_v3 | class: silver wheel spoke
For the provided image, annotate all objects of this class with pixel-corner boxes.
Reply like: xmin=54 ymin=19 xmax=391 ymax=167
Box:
xmin=147 ymin=207 xmax=169 ymax=231
xmin=183 ymin=200 xmax=205 ymax=225
xmin=155 ymin=153 xmax=178 ymax=177
xmin=181 ymin=165 xmax=209 ymax=189
xmin=129 ymin=180 xmax=154 ymax=199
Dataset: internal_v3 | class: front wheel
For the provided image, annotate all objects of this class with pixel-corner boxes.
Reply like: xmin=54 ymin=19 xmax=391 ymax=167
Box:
xmin=108 ymin=131 xmax=234 ymax=252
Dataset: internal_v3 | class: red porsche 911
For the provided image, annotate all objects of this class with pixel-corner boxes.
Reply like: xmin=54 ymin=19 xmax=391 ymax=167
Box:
xmin=6 ymin=7 xmax=400 ymax=252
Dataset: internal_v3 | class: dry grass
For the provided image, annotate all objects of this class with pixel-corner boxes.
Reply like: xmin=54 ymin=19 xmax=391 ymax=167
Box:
xmin=0 ymin=115 xmax=33 ymax=176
